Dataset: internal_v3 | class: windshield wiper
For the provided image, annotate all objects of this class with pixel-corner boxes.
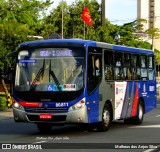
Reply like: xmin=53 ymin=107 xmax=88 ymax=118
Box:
xmin=29 ymin=59 xmax=45 ymax=91
xmin=49 ymin=60 xmax=61 ymax=91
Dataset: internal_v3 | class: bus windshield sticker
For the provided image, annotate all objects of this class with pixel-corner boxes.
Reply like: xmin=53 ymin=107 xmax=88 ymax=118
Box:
xmin=47 ymin=84 xmax=54 ymax=91
xmin=63 ymin=84 xmax=76 ymax=91
xmin=18 ymin=59 xmax=37 ymax=63
xmin=47 ymin=84 xmax=76 ymax=91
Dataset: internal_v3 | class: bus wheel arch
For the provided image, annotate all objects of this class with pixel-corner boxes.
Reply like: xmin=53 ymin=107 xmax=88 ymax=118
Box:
xmin=97 ymin=100 xmax=113 ymax=132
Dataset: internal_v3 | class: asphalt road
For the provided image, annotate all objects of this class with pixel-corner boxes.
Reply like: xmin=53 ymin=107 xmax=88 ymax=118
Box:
xmin=0 ymin=105 xmax=160 ymax=152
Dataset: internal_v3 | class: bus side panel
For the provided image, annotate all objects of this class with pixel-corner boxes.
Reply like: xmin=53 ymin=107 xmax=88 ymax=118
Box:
xmin=86 ymin=88 xmax=99 ymax=123
xmin=119 ymin=81 xmax=156 ymax=119
xmin=121 ymin=81 xmax=136 ymax=118
xmin=115 ymin=82 xmax=139 ymax=119
xmin=98 ymin=80 xmax=115 ymax=122
xmin=139 ymin=81 xmax=156 ymax=113
xmin=114 ymin=81 xmax=128 ymax=119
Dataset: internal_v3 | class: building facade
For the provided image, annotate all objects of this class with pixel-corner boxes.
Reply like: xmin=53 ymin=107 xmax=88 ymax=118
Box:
xmin=137 ymin=0 xmax=160 ymax=51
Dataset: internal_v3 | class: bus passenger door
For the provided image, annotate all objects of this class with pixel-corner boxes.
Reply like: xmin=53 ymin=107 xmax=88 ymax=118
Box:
xmin=87 ymin=48 xmax=102 ymax=123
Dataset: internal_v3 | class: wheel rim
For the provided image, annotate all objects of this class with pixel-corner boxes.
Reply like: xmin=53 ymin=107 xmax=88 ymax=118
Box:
xmin=103 ymin=108 xmax=110 ymax=127
xmin=138 ymin=104 xmax=143 ymax=120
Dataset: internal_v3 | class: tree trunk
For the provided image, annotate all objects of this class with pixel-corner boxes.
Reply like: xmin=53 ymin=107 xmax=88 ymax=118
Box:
xmin=1 ymin=79 xmax=12 ymax=108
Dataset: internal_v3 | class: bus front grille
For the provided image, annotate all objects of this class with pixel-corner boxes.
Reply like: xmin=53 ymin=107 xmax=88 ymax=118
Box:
xmin=25 ymin=107 xmax=67 ymax=113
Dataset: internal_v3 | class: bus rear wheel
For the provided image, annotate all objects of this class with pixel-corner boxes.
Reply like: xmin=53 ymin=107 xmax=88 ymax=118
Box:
xmin=97 ymin=103 xmax=112 ymax=132
xmin=124 ymin=100 xmax=144 ymax=125
xmin=133 ymin=100 xmax=144 ymax=124
xmin=36 ymin=123 xmax=52 ymax=133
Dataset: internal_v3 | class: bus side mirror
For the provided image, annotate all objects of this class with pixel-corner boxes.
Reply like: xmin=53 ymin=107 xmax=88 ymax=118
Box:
xmin=0 ymin=68 xmax=2 ymax=79
xmin=4 ymin=62 xmax=12 ymax=81
xmin=4 ymin=50 xmax=17 ymax=82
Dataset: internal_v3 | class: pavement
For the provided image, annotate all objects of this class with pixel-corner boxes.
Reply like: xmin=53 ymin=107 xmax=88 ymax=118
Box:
xmin=0 ymin=108 xmax=13 ymax=120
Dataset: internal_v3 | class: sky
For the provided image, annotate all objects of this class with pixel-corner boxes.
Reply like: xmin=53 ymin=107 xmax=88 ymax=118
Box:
xmin=51 ymin=0 xmax=137 ymax=25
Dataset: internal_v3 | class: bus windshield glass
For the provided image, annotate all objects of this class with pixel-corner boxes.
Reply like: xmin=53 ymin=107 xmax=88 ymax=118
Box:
xmin=15 ymin=47 xmax=84 ymax=92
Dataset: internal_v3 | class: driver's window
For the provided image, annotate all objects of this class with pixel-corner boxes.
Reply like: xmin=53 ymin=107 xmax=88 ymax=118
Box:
xmin=88 ymin=47 xmax=102 ymax=94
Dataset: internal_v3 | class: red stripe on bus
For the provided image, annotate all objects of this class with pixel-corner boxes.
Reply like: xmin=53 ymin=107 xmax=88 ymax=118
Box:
xmin=131 ymin=84 xmax=139 ymax=116
xmin=19 ymin=102 xmax=40 ymax=107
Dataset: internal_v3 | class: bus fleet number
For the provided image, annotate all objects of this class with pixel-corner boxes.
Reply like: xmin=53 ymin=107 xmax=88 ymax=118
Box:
xmin=56 ymin=103 xmax=68 ymax=107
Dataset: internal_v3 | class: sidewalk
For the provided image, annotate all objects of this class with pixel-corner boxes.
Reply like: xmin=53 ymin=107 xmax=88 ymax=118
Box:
xmin=0 ymin=108 xmax=13 ymax=120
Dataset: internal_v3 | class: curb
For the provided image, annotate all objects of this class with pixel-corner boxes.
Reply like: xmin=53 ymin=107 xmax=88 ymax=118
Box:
xmin=0 ymin=108 xmax=13 ymax=112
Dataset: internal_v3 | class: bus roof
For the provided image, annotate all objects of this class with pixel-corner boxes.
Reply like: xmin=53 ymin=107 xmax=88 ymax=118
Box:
xmin=19 ymin=39 xmax=154 ymax=55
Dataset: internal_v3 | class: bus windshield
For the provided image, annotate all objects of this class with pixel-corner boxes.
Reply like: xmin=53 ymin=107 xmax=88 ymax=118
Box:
xmin=15 ymin=47 xmax=84 ymax=92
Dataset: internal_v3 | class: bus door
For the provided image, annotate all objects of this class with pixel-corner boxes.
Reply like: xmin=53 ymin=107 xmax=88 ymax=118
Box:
xmin=87 ymin=47 xmax=102 ymax=123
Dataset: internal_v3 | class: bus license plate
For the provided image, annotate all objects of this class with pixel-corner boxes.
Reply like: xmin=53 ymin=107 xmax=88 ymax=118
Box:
xmin=39 ymin=114 xmax=52 ymax=119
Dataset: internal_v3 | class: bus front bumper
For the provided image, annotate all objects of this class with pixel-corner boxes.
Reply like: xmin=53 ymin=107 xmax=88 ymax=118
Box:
xmin=13 ymin=106 xmax=88 ymax=124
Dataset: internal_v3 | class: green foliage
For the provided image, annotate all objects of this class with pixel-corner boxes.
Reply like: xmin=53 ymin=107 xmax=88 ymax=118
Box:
xmin=0 ymin=92 xmax=7 ymax=108
xmin=155 ymin=49 xmax=160 ymax=65
xmin=0 ymin=0 xmax=52 ymax=72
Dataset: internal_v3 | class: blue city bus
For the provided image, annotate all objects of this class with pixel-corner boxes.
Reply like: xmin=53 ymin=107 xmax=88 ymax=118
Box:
xmin=6 ymin=39 xmax=156 ymax=132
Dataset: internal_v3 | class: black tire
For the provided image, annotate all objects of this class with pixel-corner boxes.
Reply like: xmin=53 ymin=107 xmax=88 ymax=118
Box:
xmin=36 ymin=123 xmax=52 ymax=133
xmin=133 ymin=100 xmax=144 ymax=125
xmin=124 ymin=100 xmax=144 ymax=125
xmin=97 ymin=103 xmax=112 ymax=132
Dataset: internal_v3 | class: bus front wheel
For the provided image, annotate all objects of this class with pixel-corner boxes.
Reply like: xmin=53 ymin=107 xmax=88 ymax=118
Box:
xmin=36 ymin=123 xmax=52 ymax=133
xmin=97 ymin=103 xmax=112 ymax=132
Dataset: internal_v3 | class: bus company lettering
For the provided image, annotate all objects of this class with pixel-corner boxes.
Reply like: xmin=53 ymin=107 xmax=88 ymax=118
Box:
xmin=56 ymin=102 xmax=68 ymax=107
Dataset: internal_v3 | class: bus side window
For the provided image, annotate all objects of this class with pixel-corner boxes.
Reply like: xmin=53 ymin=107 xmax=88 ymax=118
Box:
xmin=104 ymin=51 xmax=114 ymax=80
xmin=95 ymin=57 xmax=101 ymax=76
xmin=115 ymin=52 xmax=123 ymax=80
xmin=140 ymin=55 xmax=147 ymax=80
xmin=88 ymin=54 xmax=102 ymax=79
xmin=124 ymin=53 xmax=131 ymax=80
xmin=148 ymin=56 xmax=154 ymax=80
xmin=131 ymin=54 xmax=140 ymax=80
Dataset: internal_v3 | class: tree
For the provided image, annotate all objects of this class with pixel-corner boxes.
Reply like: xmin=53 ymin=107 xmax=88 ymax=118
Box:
xmin=0 ymin=0 xmax=52 ymax=107
xmin=0 ymin=0 xmax=52 ymax=67
xmin=41 ymin=0 xmax=102 ymax=40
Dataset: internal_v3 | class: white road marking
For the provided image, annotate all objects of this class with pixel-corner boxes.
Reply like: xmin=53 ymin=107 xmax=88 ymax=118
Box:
xmin=144 ymin=149 xmax=155 ymax=152
xmin=129 ymin=124 xmax=160 ymax=128
xmin=156 ymin=115 xmax=160 ymax=117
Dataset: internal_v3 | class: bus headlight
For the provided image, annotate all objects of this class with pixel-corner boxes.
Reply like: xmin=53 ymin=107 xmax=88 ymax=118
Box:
xmin=69 ymin=98 xmax=86 ymax=111
xmin=13 ymin=102 xmax=24 ymax=110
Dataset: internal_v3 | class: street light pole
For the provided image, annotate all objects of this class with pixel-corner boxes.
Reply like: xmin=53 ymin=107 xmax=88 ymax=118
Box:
xmin=102 ymin=0 xmax=105 ymax=26
xmin=152 ymin=13 xmax=155 ymax=51
xmin=62 ymin=0 xmax=64 ymax=38
xmin=100 ymin=0 xmax=105 ymax=41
